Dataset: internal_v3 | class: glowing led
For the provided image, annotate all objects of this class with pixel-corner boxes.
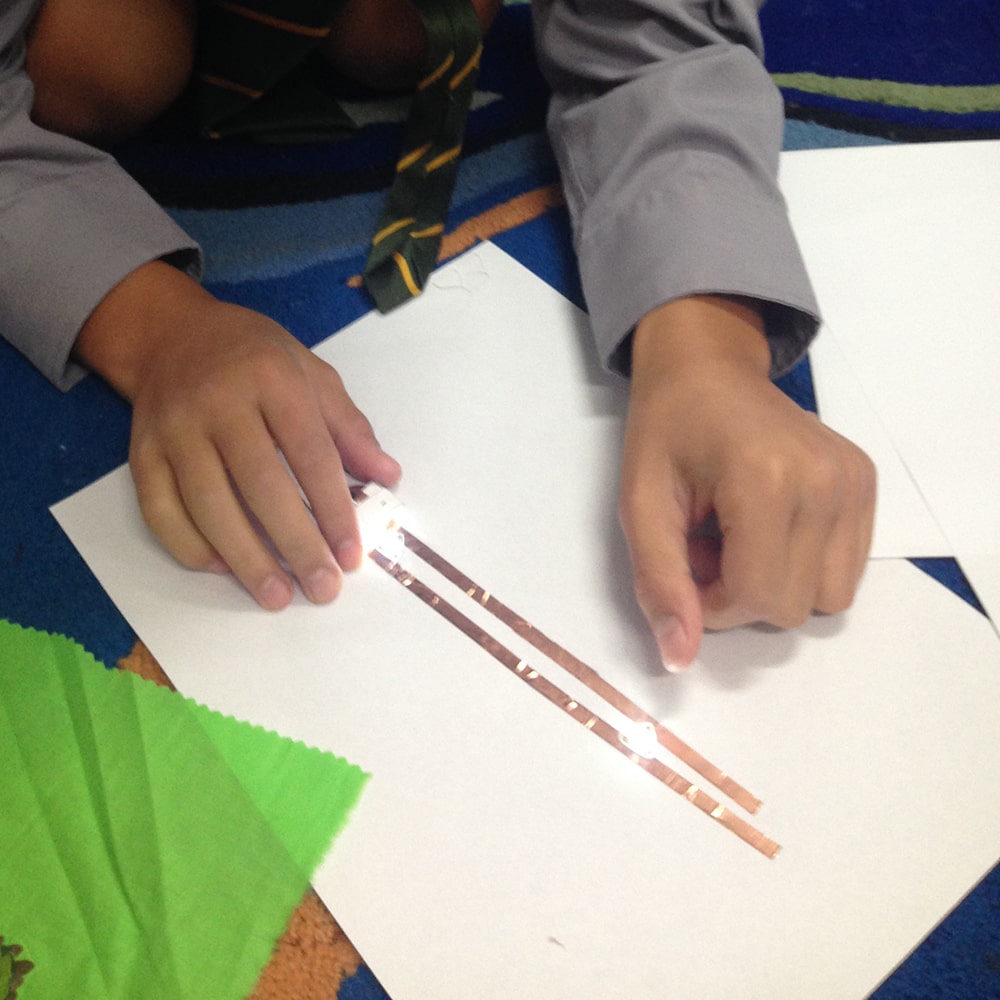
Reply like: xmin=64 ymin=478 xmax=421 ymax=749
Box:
xmin=354 ymin=482 xmax=407 ymax=557
xmin=619 ymin=721 xmax=659 ymax=760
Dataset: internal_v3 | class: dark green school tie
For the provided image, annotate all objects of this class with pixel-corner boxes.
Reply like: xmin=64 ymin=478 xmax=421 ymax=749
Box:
xmin=196 ymin=0 xmax=482 ymax=310
xmin=361 ymin=0 xmax=483 ymax=311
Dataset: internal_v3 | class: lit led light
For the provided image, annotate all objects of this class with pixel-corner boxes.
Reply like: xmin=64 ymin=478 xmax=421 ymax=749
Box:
xmin=353 ymin=482 xmax=407 ymax=558
xmin=619 ymin=721 xmax=659 ymax=761
xmin=377 ymin=529 xmax=406 ymax=564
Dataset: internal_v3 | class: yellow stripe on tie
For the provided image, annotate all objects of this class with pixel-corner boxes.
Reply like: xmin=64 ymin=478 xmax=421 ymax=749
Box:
xmin=214 ymin=0 xmax=332 ymax=36
xmin=419 ymin=51 xmax=455 ymax=90
xmin=450 ymin=44 xmax=482 ymax=91
xmin=196 ymin=72 xmax=264 ymax=99
xmin=397 ymin=142 xmax=432 ymax=172
xmin=392 ymin=252 xmax=421 ymax=298
xmin=409 ymin=224 xmax=445 ymax=240
xmin=373 ymin=217 xmax=417 ymax=246
xmin=425 ymin=145 xmax=461 ymax=173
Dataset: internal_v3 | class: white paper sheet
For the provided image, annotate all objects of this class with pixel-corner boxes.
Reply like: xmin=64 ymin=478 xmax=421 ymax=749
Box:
xmin=783 ymin=140 xmax=1000 ymax=618
xmin=808 ymin=324 xmax=951 ymax=558
xmin=53 ymin=243 xmax=1000 ymax=1000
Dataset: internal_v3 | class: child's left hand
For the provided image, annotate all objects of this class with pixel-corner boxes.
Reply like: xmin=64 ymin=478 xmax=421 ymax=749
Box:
xmin=618 ymin=294 xmax=877 ymax=670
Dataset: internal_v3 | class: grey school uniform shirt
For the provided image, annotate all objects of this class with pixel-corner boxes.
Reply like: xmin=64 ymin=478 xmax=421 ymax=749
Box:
xmin=1 ymin=0 xmax=817 ymax=391
xmin=0 ymin=0 xmax=202 ymax=390
xmin=534 ymin=0 xmax=819 ymax=376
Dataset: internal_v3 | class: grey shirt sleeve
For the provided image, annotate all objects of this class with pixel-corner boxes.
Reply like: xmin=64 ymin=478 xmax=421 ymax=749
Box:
xmin=532 ymin=0 xmax=819 ymax=376
xmin=0 ymin=0 xmax=202 ymax=390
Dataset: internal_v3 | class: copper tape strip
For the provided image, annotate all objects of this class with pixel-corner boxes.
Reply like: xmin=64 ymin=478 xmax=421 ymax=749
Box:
xmin=400 ymin=528 xmax=761 ymax=815
xmin=369 ymin=548 xmax=779 ymax=859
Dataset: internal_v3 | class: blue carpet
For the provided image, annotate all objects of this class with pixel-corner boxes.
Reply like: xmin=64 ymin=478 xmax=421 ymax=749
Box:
xmin=2 ymin=3 xmax=998 ymax=997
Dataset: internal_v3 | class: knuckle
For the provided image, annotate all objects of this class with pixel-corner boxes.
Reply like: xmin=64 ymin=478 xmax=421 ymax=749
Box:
xmin=803 ymin=453 xmax=845 ymax=500
xmin=180 ymin=548 xmax=224 ymax=573
xmin=135 ymin=494 xmax=212 ymax=571
xmin=240 ymin=462 xmax=289 ymax=504
xmin=755 ymin=450 xmax=793 ymax=491
xmin=630 ymin=564 xmax=668 ymax=611
xmin=135 ymin=489 xmax=174 ymax=540
xmin=741 ymin=588 xmax=785 ymax=626
xmin=770 ymin=601 xmax=813 ymax=630
xmin=253 ymin=348 xmax=301 ymax=393
xmin=816 ymin=576 xmax=859 ymax=615
xmin=346 ymin=404 xmax=375 ymax=437
xmin=856 ymin=451 xmax=878 ymax=505
xmin=317 ymin=360 xmax=347 ymax=395
xmin=722 ymin=572 xmax=804 ymax=629
xmin=128 ymin=434 xmax=161 ymax=478
xmin=739 ymin=450 xmax=797 ymax=508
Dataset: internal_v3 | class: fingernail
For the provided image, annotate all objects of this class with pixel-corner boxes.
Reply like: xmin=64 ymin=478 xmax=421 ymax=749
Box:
xmin=654 ymin=616 xmax=689 ymax=673
xmin=335 ymin=538 xmax=364 ymax=573
xmin=205 ymin=556 xmax=230 ymax=575
xmin=259 ymin=574 xmax=293 ymax=611
xmin=304 ymin=565 xmax=341 ymax=604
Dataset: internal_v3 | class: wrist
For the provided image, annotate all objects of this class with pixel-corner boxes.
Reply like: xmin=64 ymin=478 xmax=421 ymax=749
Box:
xmin=631 ymin=295 xmax=772 ymax=389
xmin=73 ymin=260 xmax=213 ymax=401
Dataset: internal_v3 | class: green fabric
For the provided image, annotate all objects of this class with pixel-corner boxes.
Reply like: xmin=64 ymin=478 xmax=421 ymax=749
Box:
xmin=0 ymin=620 xmax=368 ymax=1000
xmin=362 ymin=0 xmax=483 ymax=310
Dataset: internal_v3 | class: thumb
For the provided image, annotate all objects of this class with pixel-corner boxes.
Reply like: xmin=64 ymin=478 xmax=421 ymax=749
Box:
xmin=619 ymin=470 xmax=704 ymax=672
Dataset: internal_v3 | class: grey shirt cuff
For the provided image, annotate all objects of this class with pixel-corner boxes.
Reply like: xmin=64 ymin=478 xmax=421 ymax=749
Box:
xmin=536 ymin=1 xmax=820 ymax=378
xmin=0 ymin=40 xmax=203 ymax=391
xmin=0 ymin=157 xmax=202 ymax=390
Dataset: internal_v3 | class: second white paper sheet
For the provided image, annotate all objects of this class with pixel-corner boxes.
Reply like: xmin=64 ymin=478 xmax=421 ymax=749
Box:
xmin=784 ymin=140 xmax=1000 ymax=621
xmin=54 ymin=244 xmax=1000 ymax=1000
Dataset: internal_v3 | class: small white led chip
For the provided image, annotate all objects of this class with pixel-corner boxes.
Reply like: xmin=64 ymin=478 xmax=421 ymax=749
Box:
xmin=352 ymin=482 xmax=406 ymax=556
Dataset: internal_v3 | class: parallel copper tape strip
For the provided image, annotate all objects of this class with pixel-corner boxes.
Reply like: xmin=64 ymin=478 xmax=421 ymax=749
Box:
xmin=369 ymin=546 xmax=779 ymax=859
xmin=401 ymin=528 xmax=762 ymax=814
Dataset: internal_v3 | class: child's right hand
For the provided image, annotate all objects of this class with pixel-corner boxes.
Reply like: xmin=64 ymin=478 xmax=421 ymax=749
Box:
xmin=74 ymin=261 xmax=401 ymax=609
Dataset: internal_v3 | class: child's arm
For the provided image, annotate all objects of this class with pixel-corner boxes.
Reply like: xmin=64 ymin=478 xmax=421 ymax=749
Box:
xmin=1 ymin=3 xmax=398 ymax=607
xmin=534 ymin=0 xmax=876 ymax=666
xmin=0 ymin=1 xmax=199 ymax=390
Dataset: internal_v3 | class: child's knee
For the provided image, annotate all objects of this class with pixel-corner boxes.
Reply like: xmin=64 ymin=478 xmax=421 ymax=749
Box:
xmin=26 ymin=0 xmax=195 ymax=144
xmin=322 ymin=0 xmax=504 ymax=92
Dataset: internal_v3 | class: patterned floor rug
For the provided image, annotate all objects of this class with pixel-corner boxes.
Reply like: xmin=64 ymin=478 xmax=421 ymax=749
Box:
xmin=2 ymin=3 xmax=998 ymax=997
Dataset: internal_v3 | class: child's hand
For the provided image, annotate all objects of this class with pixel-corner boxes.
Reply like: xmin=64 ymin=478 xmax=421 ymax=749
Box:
xmin=619 ymin=295 xmax=876 ymax=671
xmin=75 ymin=261 xmax=400 ymax=609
